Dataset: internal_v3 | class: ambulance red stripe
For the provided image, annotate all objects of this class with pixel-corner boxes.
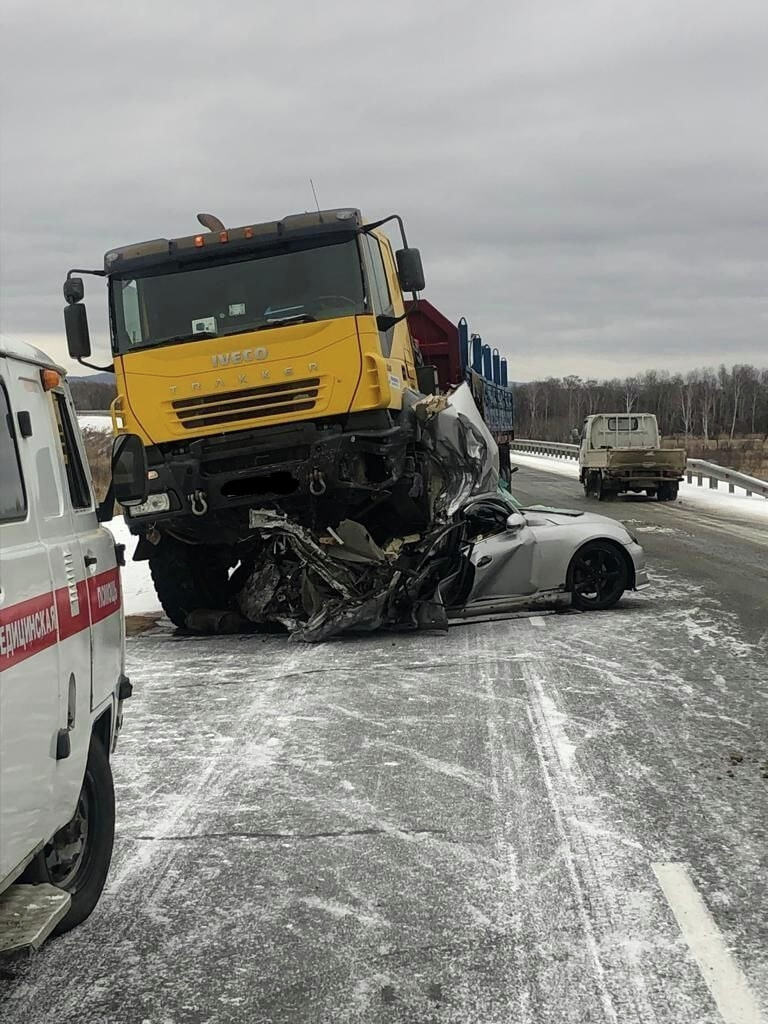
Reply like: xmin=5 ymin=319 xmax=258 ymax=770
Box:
xmin=0 ymin=567 xmax=122 ymax=671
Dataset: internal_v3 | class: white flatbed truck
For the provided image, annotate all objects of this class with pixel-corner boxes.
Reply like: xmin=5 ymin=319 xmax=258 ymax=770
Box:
xmin=578 ymin=413 xmax=686 ymax=502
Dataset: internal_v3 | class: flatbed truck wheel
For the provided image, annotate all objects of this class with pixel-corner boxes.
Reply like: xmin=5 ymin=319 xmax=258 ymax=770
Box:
xmin=657 ymin=482 xmax=679 ymax=502
xmin=22 ymin=735 xmax=115 ymax=935
xmin=149 ymin=536 xmax=232 ymax=628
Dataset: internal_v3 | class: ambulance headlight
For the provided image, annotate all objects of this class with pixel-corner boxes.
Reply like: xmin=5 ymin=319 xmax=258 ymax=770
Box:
xmin=126 ymin=492 xmax=171 ymax=516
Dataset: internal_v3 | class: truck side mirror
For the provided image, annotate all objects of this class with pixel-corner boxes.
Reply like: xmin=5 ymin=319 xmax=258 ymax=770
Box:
xmin=64 ymin=301 xmax=92 ymax=359
xmin=396 ymin=248 xmax=425 ymax=293
xmin=111 ymin=434 xmax=148 ymax=506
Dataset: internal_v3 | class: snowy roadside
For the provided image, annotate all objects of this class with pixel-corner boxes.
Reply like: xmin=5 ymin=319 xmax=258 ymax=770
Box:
xmin=107 ymin=516 xmax=161 ymax=617
xmin=511 ymin=451 xmax=768 ymax=524
xmin=76 ymin=415 xmax=161 ymax=618
xmin=78 ymin=413 xmax=112 ymax=431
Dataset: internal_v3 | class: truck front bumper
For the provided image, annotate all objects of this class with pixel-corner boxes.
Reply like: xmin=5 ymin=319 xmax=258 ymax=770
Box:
xmin=126 ymin=414 xmax=418 ymax=540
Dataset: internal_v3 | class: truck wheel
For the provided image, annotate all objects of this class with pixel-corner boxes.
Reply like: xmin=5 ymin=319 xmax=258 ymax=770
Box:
xmin=584 ymin=471 xmax=600 ymax=498
xmin=22 ymin=735 xmax=115 ymax=935
xmin=645 ymin=488 xmax=657 ymax=498
xmin=568 ymin=541 xmax=629 ymax=611
xmin=596 ymin=476 xmax=613 ymax=501
xmin=149 ymin=537 xmax=232 ymax=628
xmin=657 ymin=483 xmax=678 ymax=502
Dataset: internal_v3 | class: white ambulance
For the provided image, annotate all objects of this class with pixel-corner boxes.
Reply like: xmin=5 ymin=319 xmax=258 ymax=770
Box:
xmin=0 ymin=336 xmax=146 ymax=951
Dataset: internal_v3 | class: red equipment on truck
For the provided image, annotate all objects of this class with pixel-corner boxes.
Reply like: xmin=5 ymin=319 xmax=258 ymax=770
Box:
xmin=407 ymin=299 xmax=515 ymax=480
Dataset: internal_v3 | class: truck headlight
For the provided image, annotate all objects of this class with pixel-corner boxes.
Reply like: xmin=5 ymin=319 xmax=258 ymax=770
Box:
xmin=127 ymin=492 xmax=171 ymax=516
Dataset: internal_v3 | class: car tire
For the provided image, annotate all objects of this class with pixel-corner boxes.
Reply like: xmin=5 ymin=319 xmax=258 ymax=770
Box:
xmin=22 ymin=735 xmax=115 ymax=934
xmin=567 ymin=541 xmax=630 ymax=611
xmin=149 ymin=537 xmax=232 ymax=628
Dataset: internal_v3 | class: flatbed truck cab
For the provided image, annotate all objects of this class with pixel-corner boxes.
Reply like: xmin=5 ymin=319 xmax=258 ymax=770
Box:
xmin=0 ymin=338 xmax=135 ymax=951
xmin=63 ymin=208 xmax=430 ymax=626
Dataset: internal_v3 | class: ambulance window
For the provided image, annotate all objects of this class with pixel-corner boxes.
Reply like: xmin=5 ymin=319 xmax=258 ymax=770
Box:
xmin=0 ymin=381 xmax=27 ymax=522
xmin=52 ymin=392 xmax=92 ymax=510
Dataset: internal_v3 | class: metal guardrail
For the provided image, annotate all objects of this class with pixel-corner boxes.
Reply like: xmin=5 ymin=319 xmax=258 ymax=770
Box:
xmin=684 ymin=459 xmax=768 ymax=499
xmin=513 ymin=439 xmax=579 ymax=459
xmin=512 ymin=439 xmax=768 ymax=499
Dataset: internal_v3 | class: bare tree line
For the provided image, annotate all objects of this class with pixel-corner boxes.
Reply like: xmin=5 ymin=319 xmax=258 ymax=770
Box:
xmin=514 ymin=365 xmax=768 ymax=443
xmin=70 ymin=378 xmax=116 ymax=410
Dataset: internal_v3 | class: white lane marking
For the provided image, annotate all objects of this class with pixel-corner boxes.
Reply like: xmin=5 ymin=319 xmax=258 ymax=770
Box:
xmin=652 ymin=862 xmax=762 ymax=1024
xmin=529 ymin=616 xmax=546 ymax=629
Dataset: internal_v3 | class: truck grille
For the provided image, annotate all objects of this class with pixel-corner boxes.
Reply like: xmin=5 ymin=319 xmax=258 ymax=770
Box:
xmin=171 ymin=379 xmax=322 ymax=430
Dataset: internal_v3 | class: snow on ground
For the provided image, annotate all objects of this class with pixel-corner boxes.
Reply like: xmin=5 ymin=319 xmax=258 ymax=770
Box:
xmin=107 ymin=516 xmax=161 ymax=615
xmin=78 ymin=413 xmax=112 ymax=431
xmin=511 ymin=451 xmax=768 ymax=524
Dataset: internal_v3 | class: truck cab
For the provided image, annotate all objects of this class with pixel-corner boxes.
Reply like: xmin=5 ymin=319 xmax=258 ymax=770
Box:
xmin=0 ymin=338 xmax=132 ymax=950
xmin=61 ymin=208 xmax=435 ymax=628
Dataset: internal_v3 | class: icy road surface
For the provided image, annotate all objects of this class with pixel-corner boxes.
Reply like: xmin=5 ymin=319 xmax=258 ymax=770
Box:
xmin=1 ymin=464 xmax=766 ymax=1023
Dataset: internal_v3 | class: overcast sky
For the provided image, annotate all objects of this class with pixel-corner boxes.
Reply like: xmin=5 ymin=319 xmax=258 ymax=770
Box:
xmin=1 ymin=0 xmax=766 ymax=380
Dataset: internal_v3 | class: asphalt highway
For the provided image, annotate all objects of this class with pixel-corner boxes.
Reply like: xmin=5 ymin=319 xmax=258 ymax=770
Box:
xmin=1 ymin=461 xmax=765 ymax=1023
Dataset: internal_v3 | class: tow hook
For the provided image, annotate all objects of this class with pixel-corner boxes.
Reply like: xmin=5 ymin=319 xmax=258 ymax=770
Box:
xmin=189 ymin=490 xmax=209 ymax=516
xmin=309 ymin=469 xmax=327 ymax=496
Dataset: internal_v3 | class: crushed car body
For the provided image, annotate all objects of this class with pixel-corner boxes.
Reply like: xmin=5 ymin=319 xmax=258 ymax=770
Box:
xmin=229 ymin=388 xmax=648 ymax=642
xmin=235 ymin=383 xmax=499 ymax=641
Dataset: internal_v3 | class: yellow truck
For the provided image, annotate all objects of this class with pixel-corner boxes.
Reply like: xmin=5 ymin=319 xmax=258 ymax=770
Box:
xmin=63 ymin=208 xmax=437 ymax=625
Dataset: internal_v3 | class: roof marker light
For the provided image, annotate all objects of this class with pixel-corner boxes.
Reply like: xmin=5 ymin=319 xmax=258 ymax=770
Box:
xmin=219 ymin=231 xmax=229 ymax=243
xmin=194 ymin=235 xmax=205 ymax=248
xmin=244 ymin=227 xmax=254 ymax=238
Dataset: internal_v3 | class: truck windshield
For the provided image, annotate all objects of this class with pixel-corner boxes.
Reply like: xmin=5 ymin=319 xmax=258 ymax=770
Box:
xmin=110 ymin=239 xmax=366 ymax=353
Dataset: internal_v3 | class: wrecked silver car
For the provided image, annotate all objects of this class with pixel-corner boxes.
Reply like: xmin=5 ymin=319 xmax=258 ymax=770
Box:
xmin=229 ymin=490 xmax=648 ymax=642
xmin=183 ymin=386 xmax=647 ymax=640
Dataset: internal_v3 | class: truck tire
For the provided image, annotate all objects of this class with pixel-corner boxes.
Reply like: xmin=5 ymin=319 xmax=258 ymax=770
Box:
xmin=657 ymin=482 xmax=679 ymax=502
xmin=149 ymin=537 xmax=232 ymax=628
xmin=22 ymin=734 xmax=115 ymax=935
xmin=567 ymin=540 xmax=629 ymax=611
xmin=584 ymin=471 xmax=601 ymax=498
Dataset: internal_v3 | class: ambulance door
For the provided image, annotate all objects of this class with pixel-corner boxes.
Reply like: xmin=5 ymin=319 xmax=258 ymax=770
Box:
xmin=45 ymin=388 xmax=102 ymax=823
xmin=0 ymin=366 xmax=60 ymax=882
xmin=51 ymin=389 xmax=122 ymax=718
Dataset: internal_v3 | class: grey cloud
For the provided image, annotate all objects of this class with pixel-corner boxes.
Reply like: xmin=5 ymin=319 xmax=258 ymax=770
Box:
xmin=1 ymin=0 xmax=766 ymax=378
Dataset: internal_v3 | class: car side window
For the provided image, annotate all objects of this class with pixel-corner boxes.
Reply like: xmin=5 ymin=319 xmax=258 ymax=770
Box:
xmin=0 ymin=380 xmax=27 ymax=522
xmin=51 ymin=391 xmax=92 ymax=511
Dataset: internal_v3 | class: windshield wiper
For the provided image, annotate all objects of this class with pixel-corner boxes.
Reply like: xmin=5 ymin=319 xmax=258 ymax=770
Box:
xmin=256 ymin=314 xmax=317 ymax=329
xmin=149 ymin=331 xmax=219 ymax=345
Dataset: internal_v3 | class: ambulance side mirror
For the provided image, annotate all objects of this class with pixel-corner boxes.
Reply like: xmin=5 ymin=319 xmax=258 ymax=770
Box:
xmin=111 ymin=434 xmax=148 ymax=507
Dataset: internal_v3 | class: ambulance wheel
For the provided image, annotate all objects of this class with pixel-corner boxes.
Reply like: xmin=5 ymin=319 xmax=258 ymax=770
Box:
xmin=23 ymin=735 xmax=115 ymax=935
xmin=149 ymin=537 xmax=232 ymax=628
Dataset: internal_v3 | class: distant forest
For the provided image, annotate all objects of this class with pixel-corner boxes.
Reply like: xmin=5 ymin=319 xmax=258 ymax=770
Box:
xmin=70 ymin=363 xmax=768 ymax=446
xmin=69 ymin=377 xmax=116 ymax=411
xmin=512 ymin=364 xmax=768 ymax=443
